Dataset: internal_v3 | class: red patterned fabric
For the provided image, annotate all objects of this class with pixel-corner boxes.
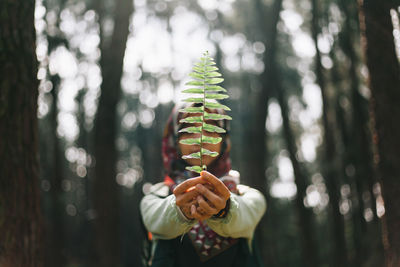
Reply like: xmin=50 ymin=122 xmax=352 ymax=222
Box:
xmin=188 ymin=220 xmax=238 ymax=262
xmin=161 ymin=103 xmax=238 ymax=262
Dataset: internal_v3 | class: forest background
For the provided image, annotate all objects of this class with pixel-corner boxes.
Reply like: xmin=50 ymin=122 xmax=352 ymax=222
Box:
xmin=1 ymin=0 xmax=400 ymax=266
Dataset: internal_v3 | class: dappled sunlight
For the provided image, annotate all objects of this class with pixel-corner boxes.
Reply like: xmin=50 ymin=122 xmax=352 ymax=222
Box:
xmin=57 ymin=112 xmax=79 ymax=141
xmin=197 ymin=0 xmax=236 ymax=15
xmin=277 ymin=153 xmax=295 ymax=182
xmin=121 ymin=112 xmax=138 ymax=131
xmin=300 ymin=131 xmax=320 ymax=162
xmin=157 ymin=80 xmax=175 ymax=104
xmin=65 ymin=146 xmax=91 ymax=179
xmin=301 ymin=83 xmax=323 ymax=123
xmin=139 ymin=109 xmax=156 ymax=128
xmin=270 ymin=181 xmax=297 ymax=199
xmin=49 ymin=47 xmax=78 ymax=78
xmin=116 ymin=168 xmax=142 ymax=188
xmin=293 ymin=33 xmax=316 ymax=58
xmin=139 ymin=88 xmax=159 ymax=109
xmin=280 ymin=9 xmax=303 ymax=33
xmin=270 ymin=152 xmax=297 ymax=199
xmin=339 ymin=184 xmax=351 ymax=216
xmin=373 ymin=183 xmax=385 ymax=218
xmin=304 ymin=173 xmax=329 ymax=211
xmin=391 ymin=9 xmax=400 ymax=60
xmin=266 ymin=100 xmax=282 ymax=133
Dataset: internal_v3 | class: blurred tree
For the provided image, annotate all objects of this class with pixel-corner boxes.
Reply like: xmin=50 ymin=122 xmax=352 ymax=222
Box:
xmin=358 ymin=1 xmax=400 ymax=266
xmin=0 ymin=0 xmax=43 ymax=266
xmin=334 ymin=0 xmax=384 ymax=265
xmin=248 ymin=0 xmax=283 ymax=265
xmin=329 ymin=44 xmax=366 ymax=266
xmin=275 ymin=67 xmax=319 ymax=267
xmin=310 ymin=0 xmax=348 ymax=265
xmin=256 ymin=1 xmax=320 ymax=265
xmin=47 ymin=73 xmax=67 ymax=267
xmin=40 ymin=1 xmax=68 ymax=265
xmin=337 ymin=0 xmax=377 ymax=225
xmin=92 ymin=0 xmax=134 ymax=265
xmin=246 ymin=0 xmax=281 ymax=198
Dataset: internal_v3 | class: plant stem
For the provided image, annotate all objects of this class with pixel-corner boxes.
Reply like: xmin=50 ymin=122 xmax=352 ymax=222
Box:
xmin=200 ymin=53 xmax=207 ymax=170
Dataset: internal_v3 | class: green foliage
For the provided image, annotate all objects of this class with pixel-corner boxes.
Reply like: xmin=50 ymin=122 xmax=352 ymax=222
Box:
xmin=179 ymin=51 xmax=232 ymax=173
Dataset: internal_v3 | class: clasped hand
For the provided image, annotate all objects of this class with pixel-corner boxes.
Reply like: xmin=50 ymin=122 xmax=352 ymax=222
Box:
xmin=173 ymin=171 xmax=231 ymax=221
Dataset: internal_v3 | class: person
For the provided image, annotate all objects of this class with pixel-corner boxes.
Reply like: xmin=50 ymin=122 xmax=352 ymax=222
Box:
xmin=140 ymin=103 xmax=266 ymax=267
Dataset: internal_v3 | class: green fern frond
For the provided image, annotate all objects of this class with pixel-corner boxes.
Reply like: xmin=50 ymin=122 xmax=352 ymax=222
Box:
xmin=179 ymin=138 xmax=201 ymax=145
xmin=185 ymin=166 xmax=203 ymax=173
xmin=179 ymin=51 xmax=232 ymax=173
xmin=179 ymin=116 xmax=203 ymax=124
xmin=204 ymin=101 xmax=231 ymax=111
xmin=182 ymin=89 xmax=204 ymax=94
xmin=203 ymin=123 xmax=226 ymax=133
xmin=204 ymin=112 xmax=232 ymax=121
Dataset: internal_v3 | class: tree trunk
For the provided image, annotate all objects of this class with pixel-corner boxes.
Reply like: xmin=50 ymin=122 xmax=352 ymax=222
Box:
xmin=331 ymin=52 xmax=366 ymax=267
xmin=245 ymin=0 xmax=282 ymax=195
xmin=275 ymin=71 xmax=319 ymax=267
xmin=336 ymin=0 xmax=383 ymax=264
xmin=358 ymin=1 xmax=400 ymax=266
xmin=246 ymin=0 xmax=282 ymax=265
xmin=46 ymin=75 xmax=66 ymax=267
xmin=310 ymin=0 xmax=348 ymax=266
xmin=92 ymin=0 xmax=133 ymax=266
xmin=0 ymin=0 xmax=43 ymax=266
xmin=41 ymin=2 xmax=68 ymax=265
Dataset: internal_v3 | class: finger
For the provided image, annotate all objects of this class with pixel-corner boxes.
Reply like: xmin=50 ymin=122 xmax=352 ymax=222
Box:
xmin=173 ymin=176 xmax=206 ymax=195
xmin=191 ymin=204 xmax=197 ymax=215
xmin=200 ymin=171 xmax=230 ymax=199
xmin=196 ymin=206 xmax=206 ymax=215
xmin=204 ymin=183 xmax=215 ymax=192
xmin=190 ymin=204 xmax=202 ymax=220
xmin=195 ymin=184 xmax=226 ymax=210
xmin=175 ymin=190 xmax=199 ymax=207
xmin=197 ymin=195 xmax=218 ymax=215
xmin=180 ymin=206 xmax=194 ymax=219
xmin=191 ymin=205 xmax=211 ymax=221
xmin=191 ymin=204 xmax=205 ymax=220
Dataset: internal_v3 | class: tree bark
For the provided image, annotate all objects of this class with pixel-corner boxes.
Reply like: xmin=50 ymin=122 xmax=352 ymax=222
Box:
xmin=275 ymin=71 xmax=319 ymax=267
xmin=336 ymin=0 xmax=383 ymax=264
xmin=310 ymin=0 xmax=348 ymax=266
xmin=245 ymin=0 xmax=282 ymax=265
xmin=40 ymin=1 xmax=68 ymax=265
xmin=247 ymin=0 xmax=282 ymax=196
xmin=92 ymin=0 xmax=133 ymax=265
xmin=358 ymin=1 xmax=400 ymax=266
xmin=46 ymin=74 xmax=66 ymax=267
xmin=0 ymin=0 xmax=43 ymax=266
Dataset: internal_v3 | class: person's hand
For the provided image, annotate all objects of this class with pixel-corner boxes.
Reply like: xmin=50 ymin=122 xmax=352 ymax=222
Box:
xmin=190 ymin=171 xmax=231 ymax=221
xmin=173 ymin=176 xmax=205 ymax=219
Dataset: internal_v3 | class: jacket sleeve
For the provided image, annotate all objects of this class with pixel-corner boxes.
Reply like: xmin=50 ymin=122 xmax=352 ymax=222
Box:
xmin=140 ymin=183 xmax=197 ymax=240
xmin=205 ymin=184 xmax=266 ymax=239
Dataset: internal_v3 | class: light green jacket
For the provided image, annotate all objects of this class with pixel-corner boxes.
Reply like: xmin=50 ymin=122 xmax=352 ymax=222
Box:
xmin=140 ymin=182 xmax=266 ymax=248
